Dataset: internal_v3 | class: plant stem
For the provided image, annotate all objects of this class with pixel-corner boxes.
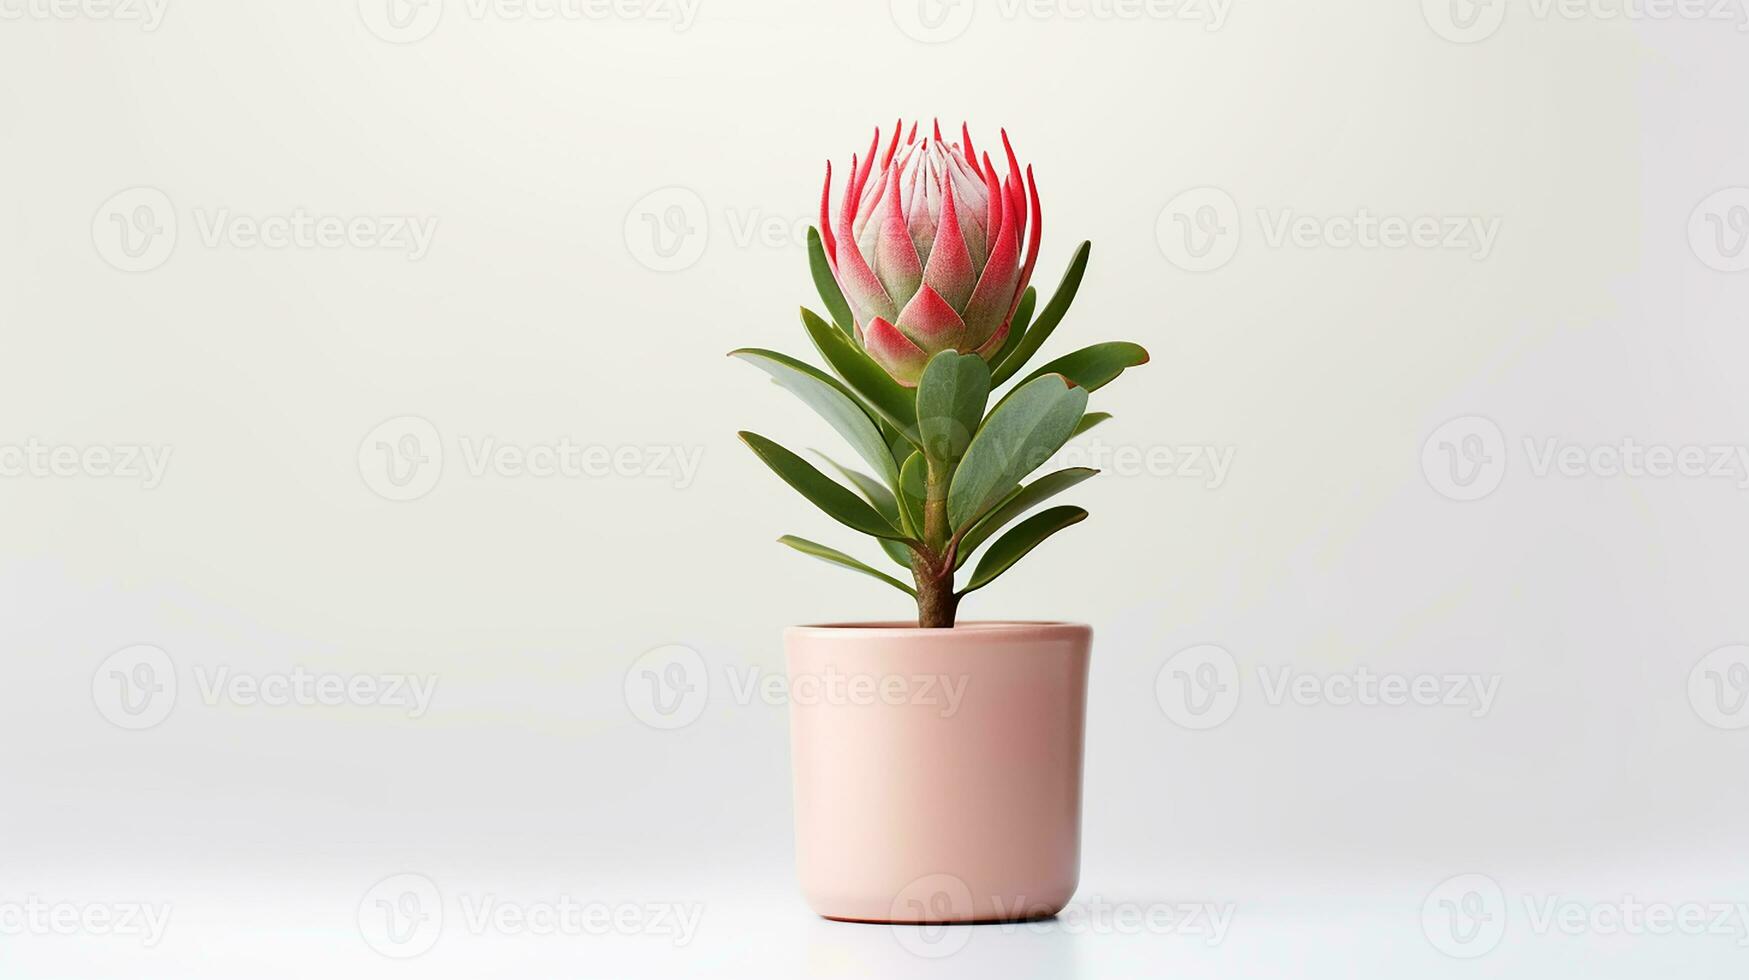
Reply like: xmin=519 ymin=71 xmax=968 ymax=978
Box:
xmin=913 ymin=457 xmax=958 ymax=628
xmin=915 ymin=573 xmax=958 ymax=628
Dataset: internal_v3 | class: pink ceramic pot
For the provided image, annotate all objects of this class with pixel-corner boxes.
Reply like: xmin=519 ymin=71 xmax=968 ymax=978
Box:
xmin=785 ymin=621 xmax=1092 ymax=923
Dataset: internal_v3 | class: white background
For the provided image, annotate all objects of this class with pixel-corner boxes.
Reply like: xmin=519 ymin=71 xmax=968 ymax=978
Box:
xmin=3 ymin=0 xmax=1749 ymax=976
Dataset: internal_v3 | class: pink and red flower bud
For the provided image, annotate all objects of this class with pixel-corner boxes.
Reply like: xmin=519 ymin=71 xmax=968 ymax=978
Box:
xmin=818 ymin=121 xmax=1042 ymax=386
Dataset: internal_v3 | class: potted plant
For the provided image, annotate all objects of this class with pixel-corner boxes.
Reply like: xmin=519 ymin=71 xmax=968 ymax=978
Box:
xmin=733 ymin=121 xmax=1148 ymax=924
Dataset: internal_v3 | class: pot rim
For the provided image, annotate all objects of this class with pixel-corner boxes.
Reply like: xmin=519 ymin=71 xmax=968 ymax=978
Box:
xmin=786 ymin=620 xmax=1091 ymax=638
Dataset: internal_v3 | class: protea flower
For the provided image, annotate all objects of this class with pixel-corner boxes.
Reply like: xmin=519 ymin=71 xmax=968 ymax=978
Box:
xmin=818 ymin=120 xmax=1042 ymax=387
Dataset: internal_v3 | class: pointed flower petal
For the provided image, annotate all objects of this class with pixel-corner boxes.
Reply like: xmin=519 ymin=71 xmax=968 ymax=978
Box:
xmin=895 ymin=283 xmax=967 ymax=354
xmin=863 ymin=316 xmax=930 ymax=387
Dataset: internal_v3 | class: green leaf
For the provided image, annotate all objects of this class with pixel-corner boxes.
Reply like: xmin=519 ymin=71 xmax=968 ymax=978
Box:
xmin=960 ymin=506 xmax=1088 ymax=595
xmin=818 ymin=454 xmax=916 ymax=570
xmin=879 ymin=419 xmax=912 ymax=466
xmin=1015 ymin=342 xmax=1149 ymax=393
xmin=986 ymin=285 xmax=1035 ymax=371
xmin=1072 ymin=412 xmax=1112 ymax=437
xmin=732 ymin=348 xmax=897 ymax=485
xmin=954 ymin=467 xmax=1098 ymax=569
xmin=801 ymin=308 xmax=919 ymax=441
xmin=898 ymin=451 xmax=927 ymax=538
xmin=807 ymin=228 xmax=854 ymax=337
xmin=947 ymin=374 xmax=1089 ymax=530
xmin=991 ymin=241 xmax=1090 ymax=386
xmin=779 ymin=536 xmax=916 ymax=597
xmin=816 ymin=454 xmax=899 ymax=521
xmin=739 ymin=432 xmax=907 ymax=541
xmin=879 ymin=537 xmax=917 ymax=569
xmin=915 ymin=351 xmax=990 ymax=468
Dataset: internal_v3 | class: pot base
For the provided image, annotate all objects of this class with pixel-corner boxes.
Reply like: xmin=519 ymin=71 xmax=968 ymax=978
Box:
xmin=821 ymin=910 xmax=1064 ymax=926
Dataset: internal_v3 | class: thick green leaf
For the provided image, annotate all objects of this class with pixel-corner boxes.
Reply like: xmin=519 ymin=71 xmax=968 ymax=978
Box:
xmin=732 ymin=348 xmax=897 ymax=485
xmin=779 ymin=536 xmax=916 ymax=597
xmin=987 ymin=286 xmax=1036 ymax=372
xmin=954 ymin=467 xmax=1098 ymax=569
xmin=879 ymin=419 xmax=912 ymax=466
xmin=818 ymin=454 xmax=916 ymax=570
xmin=946 ymin=375 xmax=1089 ymax=529
xmin=1016 ymin=342 xmax=1149 ymax=393
xmin=739 ymin=432 xmax=906 ymax=540
xmin=880 ymin=537 xmax=917 ymax=569
xmin=801 ymin=308 xmax=918 ymax=441
xmin=915 ymin=351 xmax=990 ymax=468
xmin=960 ymin=506 xmax=1088 ymax=594
xmin=991 ymin=241 xmax=1090 ymax=386
xmin=806 ymin=228 xmax=854 ymax=337
xmin=817 ymin=455 xmax=899 ymax=520
xmin=1072 ymin=412 xmax=1113 ymax=437
xmin=897 ymin=451 xmax=927 ymax=538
